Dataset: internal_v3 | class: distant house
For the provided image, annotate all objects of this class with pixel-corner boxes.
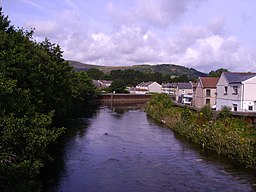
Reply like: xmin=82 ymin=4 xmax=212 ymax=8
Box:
xmin=130 ymin=82 xmax=162 ymax=94
xmin=193 ymin=77 xmax=219 ymax=109
xmin=176 ymin=82 xmax=193 ymax=105
xmin=93 ymin=80 xmax=112 ymax=89
xmin=216 ymin=72 xmax=256 ymax=112
xmin=161 ymin=83 xmax=177 ymax=95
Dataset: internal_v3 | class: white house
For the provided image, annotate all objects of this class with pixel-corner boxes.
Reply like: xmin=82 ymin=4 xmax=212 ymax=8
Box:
xmin=216 ymin=72 xmax=256 ymax=112
xmin=130 ymin=82 xmax=162 ymax=94
xmin=93 ymin=80 xmax=112 ymax=89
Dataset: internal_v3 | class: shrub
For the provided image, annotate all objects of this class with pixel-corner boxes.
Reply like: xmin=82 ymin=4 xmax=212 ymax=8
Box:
xmin=217 ymin=106 xmax=232 ymax=120
xmin=200 ymin=105 xmax=213 ymax=122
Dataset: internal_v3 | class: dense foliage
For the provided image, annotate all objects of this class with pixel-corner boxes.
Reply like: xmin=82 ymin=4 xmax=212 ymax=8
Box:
xmin=87 ymin=68 xmax=192 ymax=87
xmin=209 ymin=68 xmax=229 ymax=77
xmin=86 ymin=68 xmax=105 ymax=80
xmin=0 ymin=9 xmax=96 ymax=191
xmin=146 ymin=94 xmax=256 ymax=169
xmin=108 ymin=79 xmax=128 ymax=93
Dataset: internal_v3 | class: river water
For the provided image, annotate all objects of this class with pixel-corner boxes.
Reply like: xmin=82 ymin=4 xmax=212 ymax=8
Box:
xmin=43 ymin=106 xmax=256 ymax=192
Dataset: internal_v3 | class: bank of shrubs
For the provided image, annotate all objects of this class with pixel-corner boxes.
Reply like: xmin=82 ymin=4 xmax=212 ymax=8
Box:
xmin=145 ymin=94 xmax=256 ymax=169
xmin=0 ymin=9 xmax=96 ymax=191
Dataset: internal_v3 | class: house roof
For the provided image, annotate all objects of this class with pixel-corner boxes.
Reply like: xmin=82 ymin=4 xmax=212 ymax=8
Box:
xmin=136 ymin=81 xmax=155 ymax=87
xmin=99 ymin=80 xmax=113 ymax=84
xmin=200 ymin=77 xmax=219 ymax=88
xmin=177 ymin=82 xmax=192 ymax=89
xmin=223 ymin=72 xmax=256 ymax=83
xmin=162 ymin=83 xmax=177 ymax=88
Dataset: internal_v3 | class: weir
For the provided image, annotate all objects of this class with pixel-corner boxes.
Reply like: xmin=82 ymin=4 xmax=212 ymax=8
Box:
xmin=97 ymin=94 xmax=256 ymax=122
xmin=97 ymin=94 xmax=153 ymax=106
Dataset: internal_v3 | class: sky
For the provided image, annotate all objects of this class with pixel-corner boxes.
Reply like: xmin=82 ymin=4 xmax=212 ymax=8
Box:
xmin=1 ymin=0 xmax=256 ymax=73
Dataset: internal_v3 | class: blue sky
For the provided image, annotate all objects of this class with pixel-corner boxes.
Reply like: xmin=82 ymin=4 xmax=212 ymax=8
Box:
xmin=1 ymin=0 xmax=256 ymax=72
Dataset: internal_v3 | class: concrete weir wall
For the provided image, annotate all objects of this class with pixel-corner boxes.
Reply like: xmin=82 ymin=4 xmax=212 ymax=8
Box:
xmin=97 ymin=94 xmax=152 ymax=105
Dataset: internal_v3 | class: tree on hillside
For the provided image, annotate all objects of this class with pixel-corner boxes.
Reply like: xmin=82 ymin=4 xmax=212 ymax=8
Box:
xmin=87 ymin=68 xmax=105 ymax=80
xmin=148 ymin=72 xmax=163 ymax=84
xmin=209 ymin=68 xmax=229 ymax=77
xmin=173 ymin=74 xmax=189 ymax=82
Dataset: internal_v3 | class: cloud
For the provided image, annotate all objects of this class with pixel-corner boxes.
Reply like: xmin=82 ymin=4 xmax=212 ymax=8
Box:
xmin=21 ymin=0 xmax=44 ymax=10
xmin=24 ymin=20 xmax=59 ymax=39
xmin=106 ymin=0 xmax=205 ymax=28
xmin=207 ymin=17 xmax=225 ymax=35
xmin=20 ymin=1 xmax=256 ymax=73
xmin=179 ymin=35 xmax=256 ymax=72
xmin=62 ymin=20 xmax=256 ymax=72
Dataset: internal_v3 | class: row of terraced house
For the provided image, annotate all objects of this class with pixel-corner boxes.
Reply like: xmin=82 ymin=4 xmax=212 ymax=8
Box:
xmin=129 ymin=72 xmax=256 ymax=112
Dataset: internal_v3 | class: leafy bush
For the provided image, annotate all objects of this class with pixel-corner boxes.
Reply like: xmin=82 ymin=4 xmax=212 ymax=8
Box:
xmin=200 ymin=105 xmax=213 ymax=122
xmin=0 ymin=9 xmax=96 ymax=191
xmin=217 ymin=106 xmax=232 ymax=120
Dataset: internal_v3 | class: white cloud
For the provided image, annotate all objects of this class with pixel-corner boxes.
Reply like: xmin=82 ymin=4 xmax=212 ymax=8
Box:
xmin=18 ymin=0 xmax=256 ymax=73
xmin=178 ymin=34 xmax=256 ymax=72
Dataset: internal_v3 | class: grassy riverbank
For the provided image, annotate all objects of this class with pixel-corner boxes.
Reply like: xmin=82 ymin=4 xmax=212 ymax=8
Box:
xmin=145 ymin=94 xmax=256 ymax=169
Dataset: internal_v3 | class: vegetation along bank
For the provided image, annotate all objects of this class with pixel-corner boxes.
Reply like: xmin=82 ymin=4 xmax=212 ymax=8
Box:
xmin=0 ymin=9 xmax=97 ymax=192
xmin=145 ymin=94 xmax=256 ymax=169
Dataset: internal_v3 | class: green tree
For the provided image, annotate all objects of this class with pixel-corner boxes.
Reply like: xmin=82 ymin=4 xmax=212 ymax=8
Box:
xmin=209 ymin=68 xmax=229 ymax=77
xmin=70 ymin=71 xmax=97 ymax=107
xmin=0 ymin=8 xmax=96 ymax=191
xmin=108 ymin=79 xmax=128 ymax=93
xmin=173 ymin=74 xmax=189 ymax=82
xmin=86 ymin=68 xmax=105 ymax=80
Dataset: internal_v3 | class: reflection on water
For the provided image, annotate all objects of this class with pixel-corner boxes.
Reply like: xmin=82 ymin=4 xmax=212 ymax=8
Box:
xmin=42 ymin=106 xmax=256 ymax=192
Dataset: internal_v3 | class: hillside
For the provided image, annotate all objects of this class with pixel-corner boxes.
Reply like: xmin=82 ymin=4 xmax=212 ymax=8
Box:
xmin=68 ymin=60 xmax=207 ymax=79
xmin=68 ymin=60 xmax=102 ymax=71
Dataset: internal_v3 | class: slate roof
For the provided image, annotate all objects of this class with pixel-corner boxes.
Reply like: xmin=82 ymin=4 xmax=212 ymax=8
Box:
xmin=137 ymin=81 xmax=162 ymax=87
xmin=223 ymin=72 xmax=256 ymax=84
xmin=200 ymin=77 xmax=219 ymax=88
xmin=177 ymin=82 xmax=192 ymax=89
xmin=162 ymin=83 xmax=177 ymax=88
xmin=136 ymin=82 xmax=154 ymax=87
xmin=99 ymin=80 xmax=113 ymax=84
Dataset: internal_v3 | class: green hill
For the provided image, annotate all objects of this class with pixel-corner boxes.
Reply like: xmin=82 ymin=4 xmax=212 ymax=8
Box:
xmin=68 ymin=60 xmax=207 ymax=79
xmin=68 ymin=60 xmax=102 ymax=71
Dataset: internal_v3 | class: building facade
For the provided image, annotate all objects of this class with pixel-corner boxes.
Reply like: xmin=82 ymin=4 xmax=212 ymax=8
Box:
xmin=193 ymin=77 xmax=219 ymax=109
xmin=216 ymin=72 xmax=256 ymax=112
xmin=130 ymin=82 xmax=162 ymax=94
xmin=176 ymin=82 xmax=193 ymax=105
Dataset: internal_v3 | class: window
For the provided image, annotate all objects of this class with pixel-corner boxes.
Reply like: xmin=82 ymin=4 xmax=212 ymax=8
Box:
xmin=224 ymin=86 xmax=228 ymax=95
xmin=233 ymin=86 xmax=238 ymax=95
xmin=206 ymin=99 xmax=210 ymax=105
xmin=249 ymin=106 xmax=253 ymax=111
xmin=206 ymin=89 xmax=211 ymax=97
xmin=233 ymin=104 xmax=237 ymax=111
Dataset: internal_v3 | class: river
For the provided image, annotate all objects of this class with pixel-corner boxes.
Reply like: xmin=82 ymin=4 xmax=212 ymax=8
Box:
xmin=42 ymin=106 xmax=256 ymax=192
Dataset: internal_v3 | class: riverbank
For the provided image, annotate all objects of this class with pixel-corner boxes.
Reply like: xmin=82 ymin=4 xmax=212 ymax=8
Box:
xmin=145 ymin=94 xmax=256 ymax=169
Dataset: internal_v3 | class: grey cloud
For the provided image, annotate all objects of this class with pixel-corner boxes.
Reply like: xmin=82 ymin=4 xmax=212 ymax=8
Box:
xmin=207 ymin=17 xmax=225 ymax=35
xmin=106 ymin=0 xmax=205 ymax=28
